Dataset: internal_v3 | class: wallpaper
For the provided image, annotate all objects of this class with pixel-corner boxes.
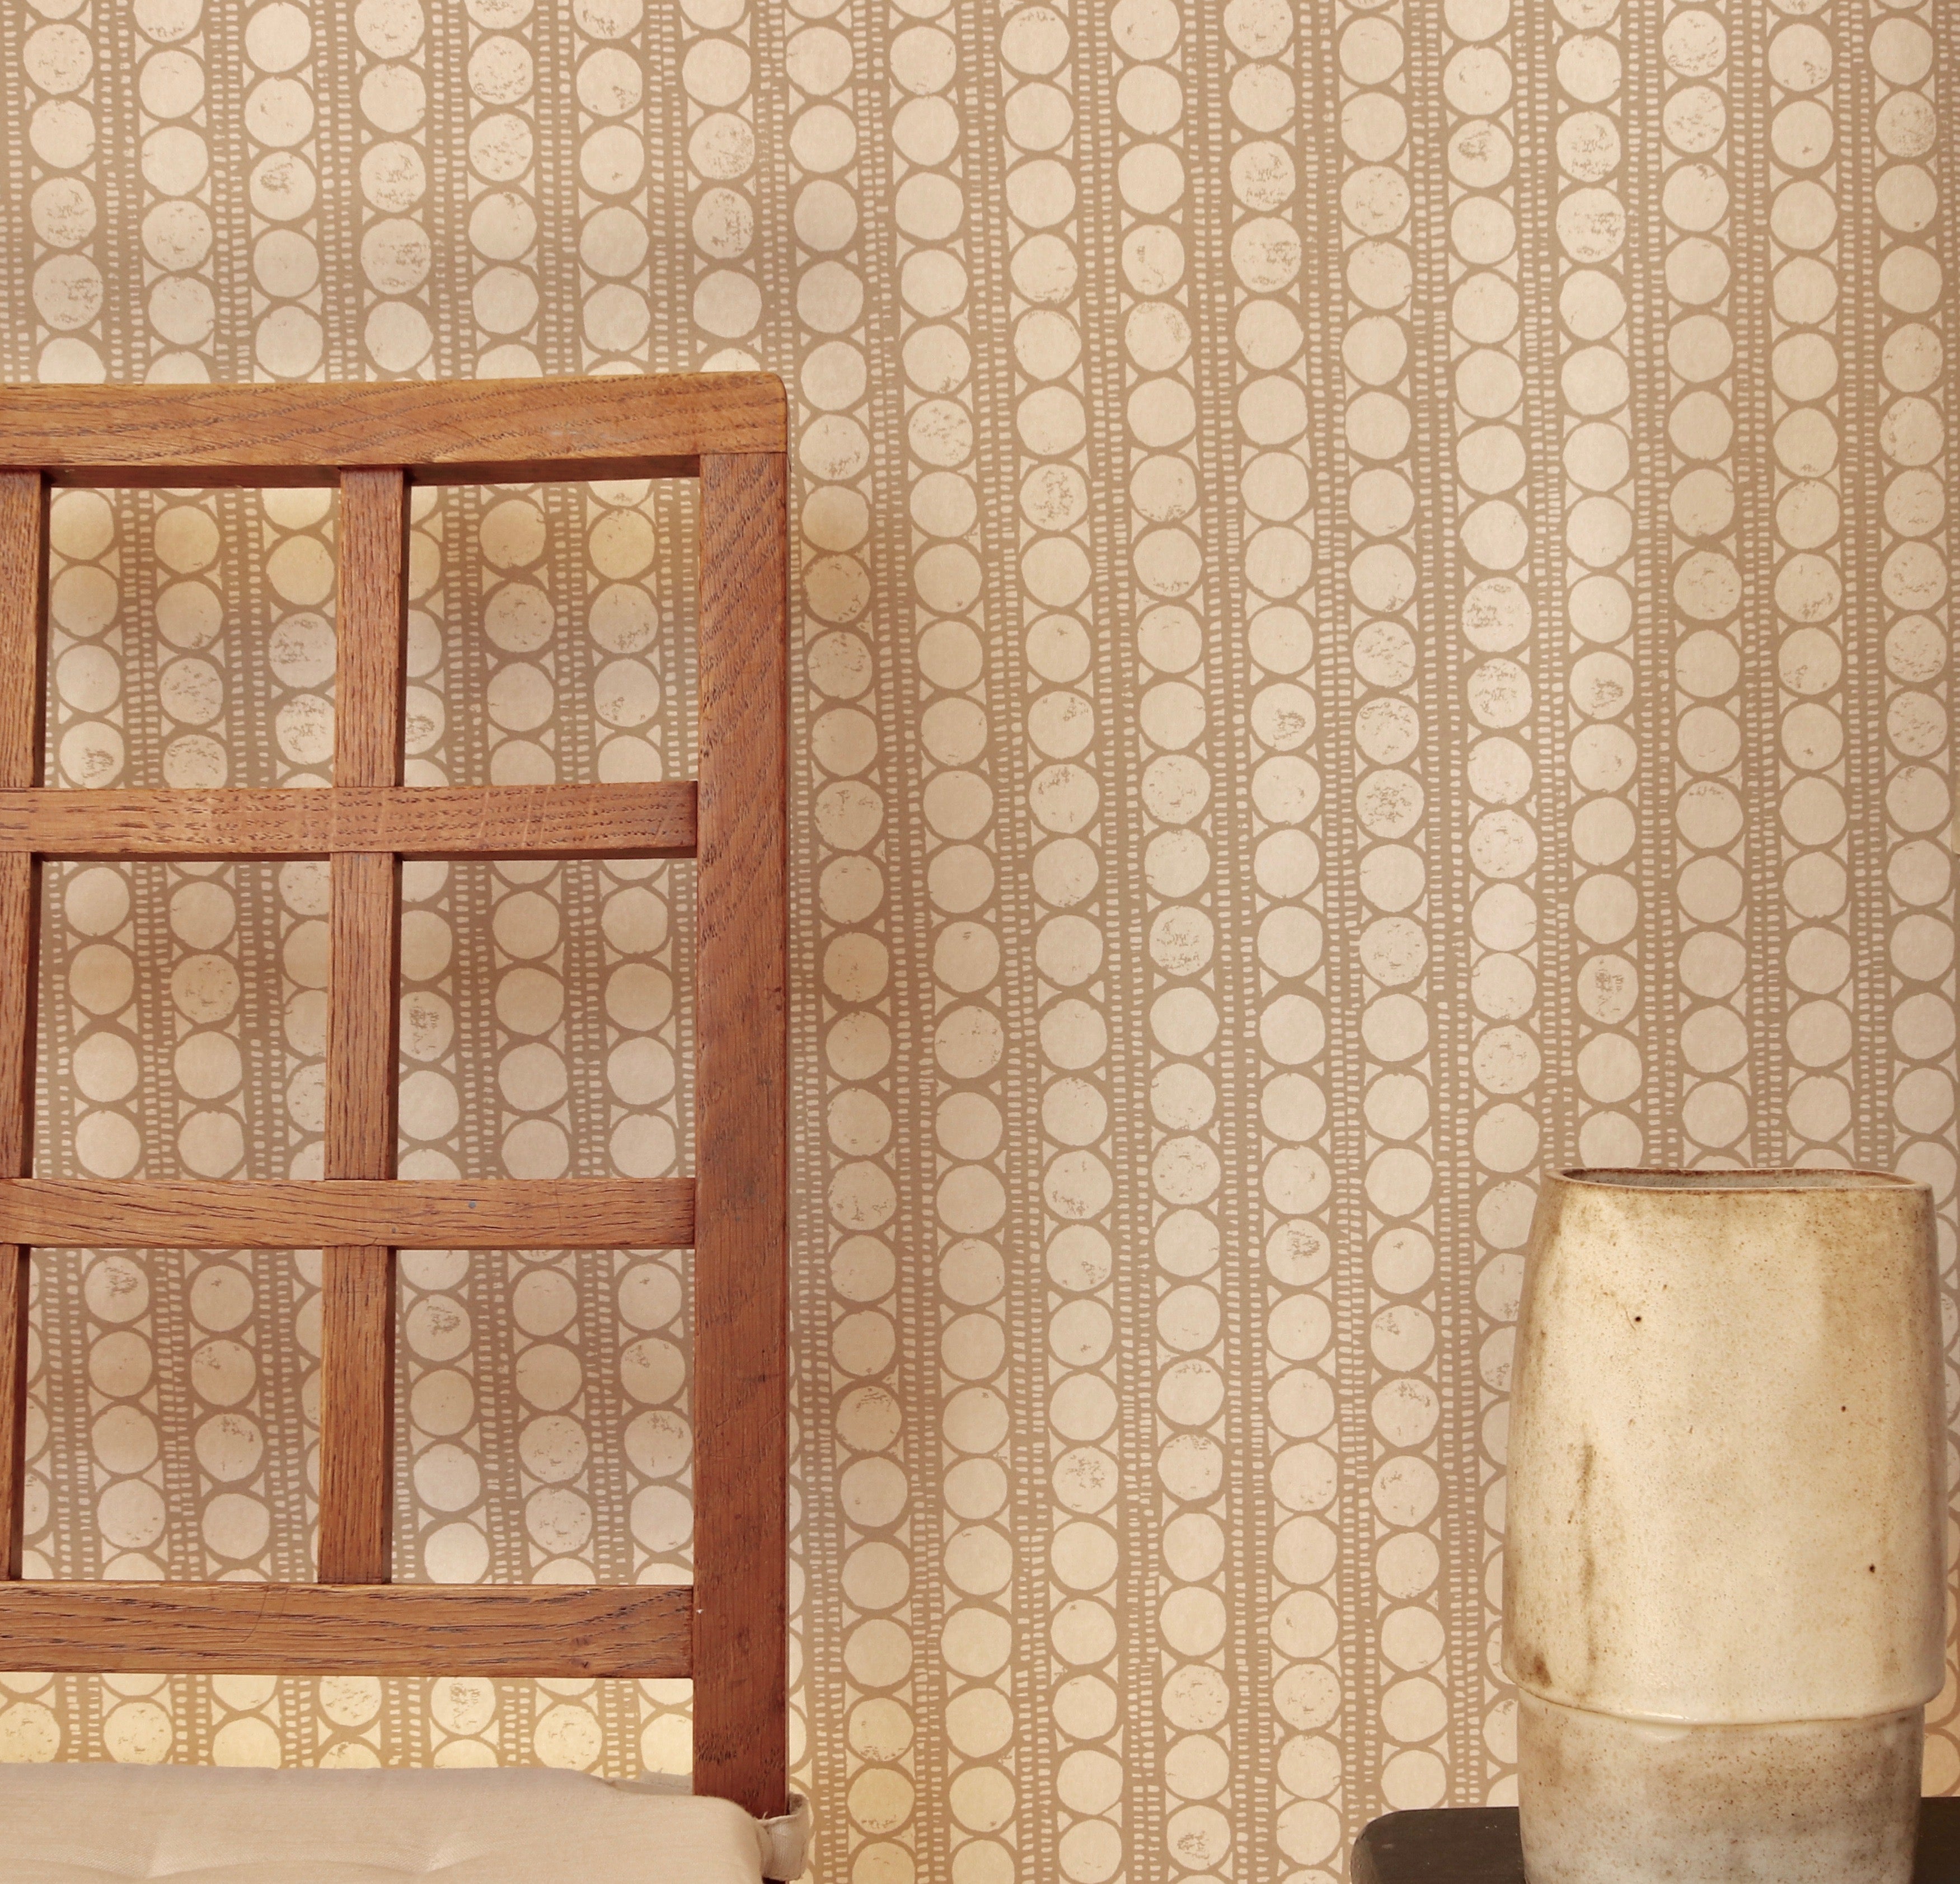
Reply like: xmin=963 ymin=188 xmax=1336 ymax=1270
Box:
xmin=0 ymin=1 xmax=1954 ymax=1881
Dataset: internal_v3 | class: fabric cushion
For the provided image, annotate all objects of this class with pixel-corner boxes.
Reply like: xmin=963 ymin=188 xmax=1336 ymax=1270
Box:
xmin=0 ymin=1764 xmax=775 ymax=1882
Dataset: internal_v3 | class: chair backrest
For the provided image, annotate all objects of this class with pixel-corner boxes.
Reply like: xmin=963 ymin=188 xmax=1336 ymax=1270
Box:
xmin=0 ymin=376 xmax=790 ymax=1817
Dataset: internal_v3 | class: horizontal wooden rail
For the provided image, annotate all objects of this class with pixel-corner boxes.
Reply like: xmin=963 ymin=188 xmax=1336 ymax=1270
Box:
xmin=0 ymin=376 xmax=786 ymax=484
xmin=0 ymin=1582 xmax=693 ymax=1676
xmin=0 ymin=784 xmax=696 ymax=859
xmin=0 ymin=1179 xmax=695 ymax=1249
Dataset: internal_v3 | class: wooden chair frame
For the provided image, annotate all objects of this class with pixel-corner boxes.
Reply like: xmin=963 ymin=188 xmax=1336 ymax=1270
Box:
xmin=0 ymin=377 xmax=790 ymax=1817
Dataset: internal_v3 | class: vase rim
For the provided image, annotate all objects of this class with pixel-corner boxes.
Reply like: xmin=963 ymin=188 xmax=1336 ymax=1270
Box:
xmin=1554 ymin=1165 xmax=1929 ymax=1194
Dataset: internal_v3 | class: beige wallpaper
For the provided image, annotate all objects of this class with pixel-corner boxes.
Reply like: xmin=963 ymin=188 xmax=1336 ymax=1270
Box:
xmin=1 ymin=0 xmax=1955 ymax=1879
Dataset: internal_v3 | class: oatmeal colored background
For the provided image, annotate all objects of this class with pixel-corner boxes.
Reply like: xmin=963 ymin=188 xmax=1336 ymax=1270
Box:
xmin=1 ymin=0 xmax=1956 ymax=1880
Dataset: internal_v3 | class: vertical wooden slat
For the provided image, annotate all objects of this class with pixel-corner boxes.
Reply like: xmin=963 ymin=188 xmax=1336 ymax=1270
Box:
xmin=317 ymin=468 xmax=407 ymax=1584
xmin=0 ymin=470 xmax=48 ymax=1579
xmin=692 ymin=452 xmax=789 ymax=1816
xmin=333 ymin=469 xmax=408 ymax=787
xmin=327 ymin=852 xmax=400 ymax=1179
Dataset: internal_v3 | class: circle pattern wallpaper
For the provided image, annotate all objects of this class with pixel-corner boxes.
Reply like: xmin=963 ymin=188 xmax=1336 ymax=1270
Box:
xmin=1 ymin=0 xmax=1955 ymax=1880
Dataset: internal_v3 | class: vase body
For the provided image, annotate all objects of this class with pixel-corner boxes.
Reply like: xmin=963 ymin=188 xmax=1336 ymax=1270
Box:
xmin=1503 ymin=1169 xmax=1945 ymax=1884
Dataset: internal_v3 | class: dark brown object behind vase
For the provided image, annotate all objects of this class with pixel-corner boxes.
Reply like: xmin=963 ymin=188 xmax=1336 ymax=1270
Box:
xmin=1352 ymin=1802 xmax=1960 ymax=1883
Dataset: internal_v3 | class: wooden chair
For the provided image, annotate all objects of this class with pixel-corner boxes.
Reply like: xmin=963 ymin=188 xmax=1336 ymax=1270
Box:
xmin=0 ymin=378 xmax=790 ymax=1827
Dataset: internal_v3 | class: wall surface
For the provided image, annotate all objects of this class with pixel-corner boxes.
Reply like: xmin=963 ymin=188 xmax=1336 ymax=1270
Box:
xmin=1 ymin=0 xmax=1957 ymax=1880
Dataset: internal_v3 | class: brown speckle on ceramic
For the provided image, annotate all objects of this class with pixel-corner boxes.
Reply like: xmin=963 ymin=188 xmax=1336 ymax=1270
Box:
xmin=1518 ymin=1695 xmax=1921 ymax=1884
xmin=1505 ymin=1170 xmax=1944 ymax=1724
xmin=1504 ymin=1170 xmax=1945 ymax=1884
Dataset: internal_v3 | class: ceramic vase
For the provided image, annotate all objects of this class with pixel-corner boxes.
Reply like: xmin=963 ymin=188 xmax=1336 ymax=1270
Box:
xmin=1503 ymin=1169 xmax=1945 ymax=1884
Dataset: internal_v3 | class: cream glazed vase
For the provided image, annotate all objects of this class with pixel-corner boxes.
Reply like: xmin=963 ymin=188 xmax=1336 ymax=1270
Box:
xmin=1503 ymin=1169 xmax=1946 ymax=1884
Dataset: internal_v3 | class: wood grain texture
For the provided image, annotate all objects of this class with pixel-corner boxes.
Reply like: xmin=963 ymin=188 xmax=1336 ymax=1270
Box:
xmin=0 ymin=855 xmax=36 ymax=1187
xmin=0 ymin=471 xmax=41 ymax=1587
xmin=0 ymin=1582 xmax=693 ymax=1677
xmin=0 ymin=475 xmax=44 ymax=1174
xmin=1351 ymin=1805 xmax=1960 ymax=1884
xmin=318 ymin=469 xmax=406 ymax=1586
xmin=319 ymin=851 xmax=400 ymax=1580
xmin=326 ymin=852 xmax=400 ymax=1179
xmin=692 ymin=452 xmax=790 ymax=1817
xmin=336 ymin=469 xmax=408 ymax=788
xmin=0 ymin=782 xmax=697 ymax=859
xmin=319 ymin=851 xmax=400 ymax=1576
xmin=0 ymin=857 xmax=36 ymax=1583
xmin=0 ymin=472 xmax=46 ymax=788
xmin=0 ymin=376 xmax=786 ymax=484
xmin=316 ymin=1246 xmax=395 ymax=1583
xmin=0 ymin=1246 xmax=27 ymax=1581
xmin=0 ymin=1178 xmax=696 ymax=1248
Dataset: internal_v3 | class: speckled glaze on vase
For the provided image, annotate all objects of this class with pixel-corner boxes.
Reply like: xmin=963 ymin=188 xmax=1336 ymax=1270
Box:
xmin=1503 ymin=1170 xmax=1945 ymax=1884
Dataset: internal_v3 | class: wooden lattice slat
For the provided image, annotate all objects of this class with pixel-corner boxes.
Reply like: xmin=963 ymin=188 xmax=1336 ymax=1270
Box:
xmin=0 ymin=782 xmax=697 ymax=857
xmin=0 ymin=1581 xmax=691 ymax=1676
xmin=317 ymin=465 xmax=408 ymax=1586
xmin=0 ymin=376 xmax=789 ymax=1816
xmin=0 ymin=468 xmax=46 ymax=1583
xmin=0 ymin=376 xmax=782 ymax=484
xmin=0 ymin=1178 xmax=695 ymax=1249
xmin=692 ymin=452 xmax=790 ymax=1811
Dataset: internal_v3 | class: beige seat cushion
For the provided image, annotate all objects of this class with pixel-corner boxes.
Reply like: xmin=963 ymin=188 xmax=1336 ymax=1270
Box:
xmin=0 ymin=1764 xmax=785 ymax=1882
